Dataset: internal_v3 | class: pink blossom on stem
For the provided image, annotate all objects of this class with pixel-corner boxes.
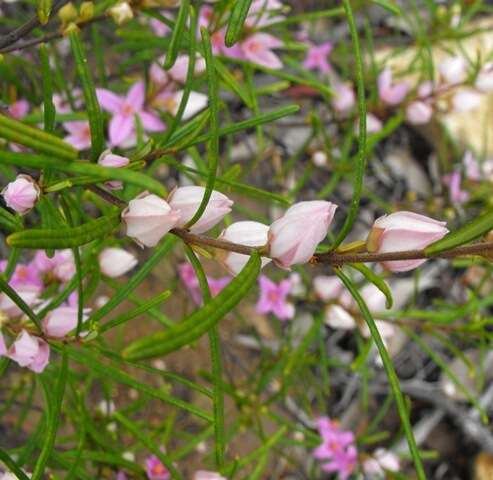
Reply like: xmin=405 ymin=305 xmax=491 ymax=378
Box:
xmin=96 ymin=82 xmax=165 ymax=147
xmin=168 ymin=186 xmax=233 ymax=234
xmin=378 ymin=68 xmax=409 ymax=105
xmin=8 ymin=330 xmax=50 ymax=373
xmin=149 ymin=12 xmax=172 ymax=36
xmin=268 ymin=201 xmax=337 ymax=268
xmin=313 ymin=417 xmax=357 ymax=480
xmin=33 ymin=249 xmax=75 ymax=282
xmin=2 ymin=261 xmax=43 ymax=289
xmin=64 ymin=121 xmax=92 ymax=150
xmin=98 ymin=150 xmax=130 ymax=190
xmin=256 ymin=275 xmax=294 ymax=321
xmin=451 ymin=88 xmax=482 ymax=113
xmin=0 ymin=284 xmax=40 ymax=317
xmin=217 ymin=221 xmax=271 ymax=275
xmin=2 ymin=174 xmax=40 ymax=214
xmin=463 ymin=150 xmax=481 ymax=181
xmin=123 ymin=193 xmax=181 ymax=248
xmin=366 ymin=211 xmax=449 ymax=272
xmin=302 ymin=42 xmax=333 ymax=74
xmin=145 ymin=455 xmax=170 ymax=480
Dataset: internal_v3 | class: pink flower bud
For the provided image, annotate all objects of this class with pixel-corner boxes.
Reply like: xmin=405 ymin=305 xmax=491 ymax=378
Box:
xmin=1 ymin=174 xmax=40 ymax=214
xmin=324 ymin=305 xmax=356 ymax=330
xmin=366 ymin=211 xmax=448 ymax=272
xmin=168 ymin=186 xmax=233 ymax=234
xmin=406 ymin=101 xmax=433 ymax=125
xmin=439 ymin=56 xmax=466 ymax=84
xmin=8 ymin=330 xmax=50 ymax=373
xmin=313 ymin=275 xmax=344 ymax=302
xmin=145 ymin=455 xmax=170 ymax=480
xmin=377 ymin=68 xmax=409 ymax=105
xmin=98 ymin=150 xmax=130 ymax=190
xmin=43 ymin=305 xmax=89 ymax=338
xmin=268 ymin=201 xmax=337 ymax=267
xmin=451 ymin=89 xmax=482 ymax=113
xmin=217 ymin=221 xmax=271 ymax=275
xmin=123 ymin=193 xmax=181 ymax=248
xmin=193 ymin=472 xmax=227 ymax=480
xmin=331 ymin=82 xmax=355 ymax=113
xmin=99 ymin=247 xmax=138 ymax=277
xmin=417 ymin=81 xmax=434 ymax=98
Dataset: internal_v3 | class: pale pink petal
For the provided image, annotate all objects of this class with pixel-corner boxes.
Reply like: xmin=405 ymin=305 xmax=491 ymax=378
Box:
xmin=96 ymin=88 xmax=124 ymax=114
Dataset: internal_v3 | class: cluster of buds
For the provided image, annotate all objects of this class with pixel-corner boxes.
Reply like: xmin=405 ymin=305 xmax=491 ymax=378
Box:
xmin=58 ymin=1 xmax=94 ymax=30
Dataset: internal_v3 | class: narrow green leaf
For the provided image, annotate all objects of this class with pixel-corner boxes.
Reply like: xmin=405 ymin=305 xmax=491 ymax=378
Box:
xmin=163 ymin=0 xmax=190 ymax=69
xmin=88 ymin=236 xmax=178 ymax=324
xmin=100 ymin=290 xmax=171 ymax=333
xmin=67 ymin=346 xmax=212 ymax=422
xmin=114 ymin=412 xmax=182 ymax=479
xmin=7 ymin=213 xmax=121 ymax=249
xmin=225 ymin=0 xmax=253 ymax=47
xmin=69 ymin=30 xmax=104 ymax=161
xmin=331 ymin=0 xmax=367 ymax=249
xmin=32 ymin=348 xmax=68 ymax=480
xmin=0 ymin=114 xmax=77 ymax=160
xmin=123 ymin=252 xmax=261 ymax=360
xmin=186 ymin=27 xmax=220 ymax=230
xmin=0 ymin=276 xmax=42 ymax=332
xmin=0 ymin=449 xmax=30 ymax=480
xmin=372 ymin=0 xmax=402 ymax=15
xmin=40 ymin=44 xmax=55 ymax=132
xmin=349 ymin=263 xmax=393 ymax=309
xmin=214 ymin=58 xmax=254 ymax=108
xmin=425 ymin=208 xmax=493 ymax=255
xmin=0 ymin=206 xmax=23 ymax=232
xmin=184 ymin=245 xmax=225 ymax=468
xmin=336 ymin=269 xmax=426 ymax=480
xmin=37 ymin=0 xmax=52 ymax=24
xmin=0 ymin=152 xmax=167 ymax=196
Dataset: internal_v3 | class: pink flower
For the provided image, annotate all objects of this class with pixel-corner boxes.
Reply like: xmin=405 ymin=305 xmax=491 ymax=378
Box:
xmin=475 ymin=63 xmax=493 ymax=92
xmin=99 ymin=247 xmax=138 ymax=278
xmin=64 ymin=121 xmax=92 ymax=150
xmin=2 ymin=174 xmax=40 ymax=214
xmin=303 ymin=42 xmax=333 ymax=74
xmin=98 ymin=150 xmax=130 ymax=190
xmin=217 ymin=221 xmax=271 ymax=275
xmin=0 ymin=333 xmax=6 ymax=356
xmin=406 ymin=101 xmax=433 ymax=124
xmin=33 ymin=249 xmax=75 ymax=282
xmin=378 ymin=68 xmax=409 ymax=105
xmin=43 ymin=304 xmax=89 ymax=338
xmin=366 ymin=211 xmax=449 ymax=272
xmin=313 ymin=275 xmax=345 ymax=302
xmin=313 ymin=417 xmax=357 ymax=480
xmin=8 ymin=99 xmax=29 ymax=120
xmin=439 ymin=56 xmax=466 ymax=84
xmin=331 ymin=82 xmax=355 ymax=113
xmin=8 ymin=330 xmax=50 ymax=373
xmin=150 ymin=12 xmax=172 ymax=36
xmin=168 ymin=186 xmax=233 ymax=234
xmin=96 ymin=82 xmax=165 ymax=147
xmin=178 ymin=263 xmax=230 ymax=305
xmin=193 ymin=472 xmax=226 ymax=480
xmin=0 ymin=284 xmax=40 ymax=317
xmin=3 ymin=261 xmax=43 ymax=289
xmin=256 ymin=275 xmax=294 ymax=321
xmin=145 ymin=455 xmax=170 ymax=480
xmin=268 ymin=201 xmax=337 ymax=268
xmin=442 ymin=170 xmax=469 ymax=205
xmin=357 ymin=113 xmax=383 ymax=134
xmin=123 ymin=193 xmax=181 ymax=247
xmin=240 ymin=33 xmax=283 ymax=69
xmin=116 ymin=472 xmax=128 ymax=480
xmin=168 ymin=54 xmax=206 ymax=83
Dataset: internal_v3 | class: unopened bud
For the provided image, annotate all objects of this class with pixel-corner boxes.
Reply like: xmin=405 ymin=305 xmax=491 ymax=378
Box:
xmin=109 ymin=2 xmax=134 ymax=25
xmin=58 ymin=2 xmax=78 ymax=25
xmin=79 ymin=2 xmax=95 ymax=22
